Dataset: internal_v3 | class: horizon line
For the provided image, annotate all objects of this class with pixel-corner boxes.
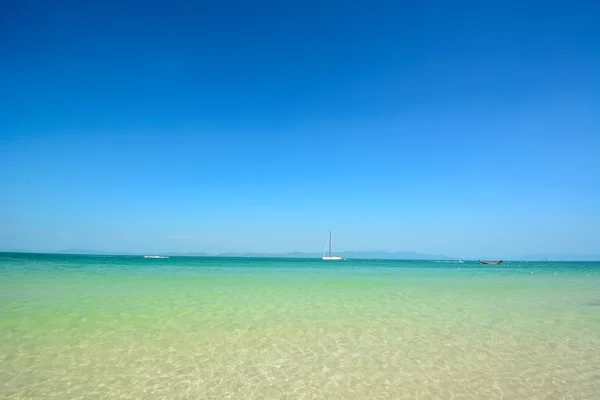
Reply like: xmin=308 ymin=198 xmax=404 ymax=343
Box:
xmin=1 ymin=250 xmax=599 ymax=262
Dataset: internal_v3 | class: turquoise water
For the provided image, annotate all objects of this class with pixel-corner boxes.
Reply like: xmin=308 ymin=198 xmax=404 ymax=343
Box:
xmin=1 ymin=253 xmax=599 ymax=399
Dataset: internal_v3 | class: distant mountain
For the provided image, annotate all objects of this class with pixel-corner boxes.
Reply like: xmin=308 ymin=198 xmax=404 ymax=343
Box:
xmin=57 ymin=248 xmax=113 ymax=254
xmin=22 ymin=250 xmax=597 ymax=261
xmin=163 ymin=252 xmax=211 ymax=257
xmin=6 ymin=248 xmax=598 ymax=262
xmin=215 ymin=252 xmax=321 ymax=258
xmin=210 ymin=251 xmax=452 ymax=260
xmin=340 ymin=251 xmax=452 ymax=260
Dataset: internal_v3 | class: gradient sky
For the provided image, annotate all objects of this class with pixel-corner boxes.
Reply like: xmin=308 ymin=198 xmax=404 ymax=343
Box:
xmin=1 ymin=0 xmax=599 ymax=258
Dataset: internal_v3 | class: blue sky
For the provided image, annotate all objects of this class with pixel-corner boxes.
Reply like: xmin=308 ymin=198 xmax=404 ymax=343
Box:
xmin=1 ymin=0 xmax=599 ymax=258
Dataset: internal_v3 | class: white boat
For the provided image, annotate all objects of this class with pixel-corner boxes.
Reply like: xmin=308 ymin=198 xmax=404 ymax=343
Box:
xmin=322 ymin=231 xmax=343 ymax=260
xmin=143 ymin=255 xmax=169 ymax=259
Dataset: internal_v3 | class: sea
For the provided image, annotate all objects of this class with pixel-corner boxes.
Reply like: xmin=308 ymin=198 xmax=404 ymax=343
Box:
xmin=1 ymin=253 xmax=599 ymax=399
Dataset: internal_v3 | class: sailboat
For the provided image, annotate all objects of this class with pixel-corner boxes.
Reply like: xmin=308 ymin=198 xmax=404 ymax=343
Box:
xmin=322 ymin=231 xmax=343 ymax=260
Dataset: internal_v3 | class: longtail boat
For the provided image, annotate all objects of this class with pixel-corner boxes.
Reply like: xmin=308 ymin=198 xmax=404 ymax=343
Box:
xmin=479 ymin=260 xmax=503 ymax=265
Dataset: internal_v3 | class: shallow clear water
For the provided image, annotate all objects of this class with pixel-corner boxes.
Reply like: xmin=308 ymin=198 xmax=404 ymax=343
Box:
xmin=1 ymin=253 xmax=599 ymax=399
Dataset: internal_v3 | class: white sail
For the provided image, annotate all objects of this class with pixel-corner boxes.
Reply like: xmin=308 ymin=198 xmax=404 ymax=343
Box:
xmin=322 ymin=231 xmax=343 ymax=260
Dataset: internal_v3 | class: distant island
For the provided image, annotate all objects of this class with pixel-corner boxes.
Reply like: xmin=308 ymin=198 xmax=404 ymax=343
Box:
xmin=1 ymin=249 xmax=599 ymax=261
xmin=52 ymin=249 xmax=453 ymax=260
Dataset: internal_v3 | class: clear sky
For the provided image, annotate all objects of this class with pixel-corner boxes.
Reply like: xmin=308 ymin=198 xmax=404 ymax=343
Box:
xmin=1 ymin=0 xmax=599 ymax=258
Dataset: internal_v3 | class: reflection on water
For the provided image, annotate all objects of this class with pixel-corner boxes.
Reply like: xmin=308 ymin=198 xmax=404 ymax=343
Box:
xmin=1 ymin=254 xmax=600 ymax=399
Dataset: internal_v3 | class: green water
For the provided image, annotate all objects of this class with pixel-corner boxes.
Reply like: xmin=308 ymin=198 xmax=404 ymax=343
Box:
xmin=1 ymin=253 xmax=599 ymax=399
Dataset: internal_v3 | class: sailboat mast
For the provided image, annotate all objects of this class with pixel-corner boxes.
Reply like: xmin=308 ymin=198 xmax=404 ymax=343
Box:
xmin=329 ymin=231 xmax=332 ymax=257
